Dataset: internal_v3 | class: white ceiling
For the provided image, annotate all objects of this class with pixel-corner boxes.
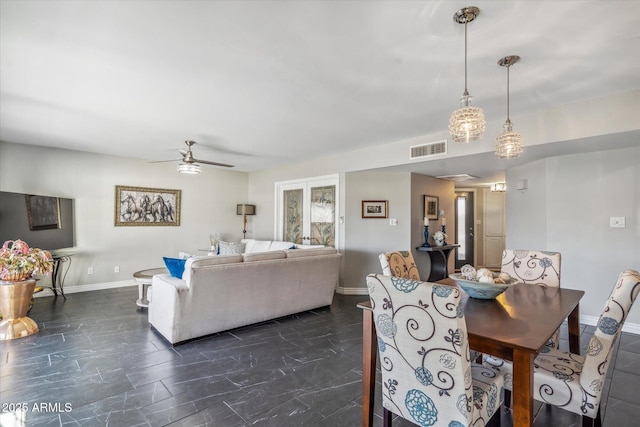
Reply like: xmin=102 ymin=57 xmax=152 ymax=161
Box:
xmin=1 ymin=1 xmax=639 ymax=180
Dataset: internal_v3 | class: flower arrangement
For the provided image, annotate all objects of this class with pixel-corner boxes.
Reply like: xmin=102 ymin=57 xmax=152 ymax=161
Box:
xmin=433 ymin=231 xmax=447 ymax=243
xmin=0 ymin=240 xmax=53 ymax=281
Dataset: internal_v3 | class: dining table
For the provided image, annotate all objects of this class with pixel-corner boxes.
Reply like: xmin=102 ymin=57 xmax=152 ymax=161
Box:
xmin=358 ymin=278 xmax=584 ymax=427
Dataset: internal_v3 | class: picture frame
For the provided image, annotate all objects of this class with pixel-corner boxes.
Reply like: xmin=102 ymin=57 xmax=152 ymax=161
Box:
xmin=362 ymin=200 xmax=388 ymax=218
xmin=424 ymin=195 xmax=439 ymax=220
xmin=115 ymin=185 xmax=181 ymax=226
xmin=26 ymin=195 xmax=61 ymax=230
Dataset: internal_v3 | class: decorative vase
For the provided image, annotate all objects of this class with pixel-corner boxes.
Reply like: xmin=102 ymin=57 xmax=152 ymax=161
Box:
xmin=435 ymin=239 xmax=445 ymax=247
xmin=0 ymin=279 xmax=39 ymax=340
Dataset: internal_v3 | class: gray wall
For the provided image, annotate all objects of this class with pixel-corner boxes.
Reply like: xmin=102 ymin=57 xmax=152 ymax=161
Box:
xmin=0 ymin=141 xmax=249 ymax=289
xmin=506 ymin=145 xmax=640 ymax=325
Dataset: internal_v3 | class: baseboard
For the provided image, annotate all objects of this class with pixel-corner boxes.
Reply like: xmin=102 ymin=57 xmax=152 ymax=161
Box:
xmin=34 ymin=280 xmax=136 ymax=297
xmin=336 ymin=286 xmax=368 ymax=296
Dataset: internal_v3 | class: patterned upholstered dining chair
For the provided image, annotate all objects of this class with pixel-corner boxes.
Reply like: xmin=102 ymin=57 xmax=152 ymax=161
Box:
xmin=379 ymin=251 xmax=420 ymax=280
xmin=484 ymin=269 xmax=640 ymax=427
xmin=366 ymin=274 xmax=504 ymax=427
xmin=501 ymin=249 xmax=562 ymax=349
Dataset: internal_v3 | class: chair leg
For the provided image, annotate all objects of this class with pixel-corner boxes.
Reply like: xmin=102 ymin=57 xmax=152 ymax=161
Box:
xmin=383 ymin=408 xmax=392 ymax=427
xmin=504 ymin=389 xmax=511 ymax=409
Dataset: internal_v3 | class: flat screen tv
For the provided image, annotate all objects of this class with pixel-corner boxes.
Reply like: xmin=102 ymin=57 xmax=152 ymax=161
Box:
xmin=0 ymin=191 xmax=75 ymax=253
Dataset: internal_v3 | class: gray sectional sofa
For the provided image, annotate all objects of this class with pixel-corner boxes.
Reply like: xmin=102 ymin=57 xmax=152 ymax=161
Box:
xmin=148 ymin=247 xmax=341 ymax=344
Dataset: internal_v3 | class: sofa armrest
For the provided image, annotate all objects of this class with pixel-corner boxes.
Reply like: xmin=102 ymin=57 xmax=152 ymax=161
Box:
xmin=148 ymin=274 xmax=190 ymax=344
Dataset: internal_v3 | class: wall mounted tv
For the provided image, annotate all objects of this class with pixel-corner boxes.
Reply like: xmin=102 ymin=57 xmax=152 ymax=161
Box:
xmin=0 ymin=191 xmax=75 ymax=253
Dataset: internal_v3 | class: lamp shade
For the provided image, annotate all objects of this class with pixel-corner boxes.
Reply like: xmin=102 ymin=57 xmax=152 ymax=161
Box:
xmin=177 ymin=163 xmax=201 ymax=174
xmin=236 ymin=204 xmax=256 ymax=215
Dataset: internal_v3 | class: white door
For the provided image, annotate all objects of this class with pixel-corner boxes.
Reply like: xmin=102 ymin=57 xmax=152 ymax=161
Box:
xmin=275 ymin=175 xmax=339 ymax=247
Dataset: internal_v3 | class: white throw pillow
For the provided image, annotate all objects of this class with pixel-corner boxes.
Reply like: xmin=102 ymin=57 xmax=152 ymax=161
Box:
xmin=218 ymin=241 xmax=246 ymax=255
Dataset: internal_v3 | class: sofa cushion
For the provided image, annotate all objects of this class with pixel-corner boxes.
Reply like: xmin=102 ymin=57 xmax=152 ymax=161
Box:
xmin=163 ymin=257 xmax=187 ymax=278
xmin=182 ymin=254 xmax=243 ymax=282
xmin=219 ymin=241 xmax=246 ymax=255
xmin=285 ymin=247 xmax=337 ymax=258
xmin=243 ymin=251 xmax=286 ymax=262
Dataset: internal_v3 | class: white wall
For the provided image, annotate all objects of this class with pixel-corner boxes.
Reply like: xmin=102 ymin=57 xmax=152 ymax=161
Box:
xmin=506 ymin=145 xmax=640 ymax=325
xmin=341 ymin=171 xmax=411 ymax=289
xmin=0 ymin=141 xmax=249 ymax=291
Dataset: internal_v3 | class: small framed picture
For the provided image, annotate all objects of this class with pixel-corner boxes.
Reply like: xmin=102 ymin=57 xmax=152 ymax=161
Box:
xmin=424 ymin=195 xmax=439 ymax=220
xmin=362 ymin=200 xmax=388 ymax=218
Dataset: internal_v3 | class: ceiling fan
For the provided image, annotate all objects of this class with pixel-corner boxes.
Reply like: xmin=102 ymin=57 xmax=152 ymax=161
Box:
xmin=159 ymin=140 xmax=234 ymax=174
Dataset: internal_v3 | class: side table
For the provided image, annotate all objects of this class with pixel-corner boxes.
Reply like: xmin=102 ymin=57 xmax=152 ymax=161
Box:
xmin=416 ymin=244 xmax=460 ymax=281
xmin=133 ymin=268 xmax=168 ymax=307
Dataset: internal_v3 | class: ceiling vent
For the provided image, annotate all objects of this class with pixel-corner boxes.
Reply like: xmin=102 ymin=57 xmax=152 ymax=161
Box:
xmin=435 ymin=174 xmax=479 ymax=182
xmin=409 ymin=140 xmax=447 ymax=160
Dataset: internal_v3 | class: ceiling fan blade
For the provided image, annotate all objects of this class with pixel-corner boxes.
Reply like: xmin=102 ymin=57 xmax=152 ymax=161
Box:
xmin=194 ymin=158 xmax=235 ymax=168
xmin=150 ymin=159 xmax=181 ymax=164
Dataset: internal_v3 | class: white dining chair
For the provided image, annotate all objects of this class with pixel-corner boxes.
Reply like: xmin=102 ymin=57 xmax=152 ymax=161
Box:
xmin=366 ymin=273 xmax=504 ymax=426
xmin=484 ymin=269 xmax=640 ymax=427
xmin=501 ymin=249 xmax=562 ymax=349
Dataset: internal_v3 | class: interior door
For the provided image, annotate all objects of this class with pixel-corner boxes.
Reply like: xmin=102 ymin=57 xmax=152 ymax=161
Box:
xmin=455 ymin=191 xmax=475 ymax=269
xmin=276 ymin=175 xmax=339 ymax=247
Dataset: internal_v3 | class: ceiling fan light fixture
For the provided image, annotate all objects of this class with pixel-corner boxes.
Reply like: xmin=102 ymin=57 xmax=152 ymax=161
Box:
xmin=495 ymin=55 xmax=524 ymax=159
xmin=177 ymin=162 xmax=201 ymax=174
xmin=449 ymin=6 xmax=485 ymax=143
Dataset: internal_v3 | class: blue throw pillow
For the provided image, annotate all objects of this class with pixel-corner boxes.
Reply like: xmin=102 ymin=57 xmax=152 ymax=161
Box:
xmin=163 ymin=257 xmax=186 ymax=278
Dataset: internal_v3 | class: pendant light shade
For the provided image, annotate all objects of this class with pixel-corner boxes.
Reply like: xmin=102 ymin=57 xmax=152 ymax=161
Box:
xmin=495 ymin=55 xmax=524 ymax=159
xmin=449 ymin=6 xmax=485 ymax=143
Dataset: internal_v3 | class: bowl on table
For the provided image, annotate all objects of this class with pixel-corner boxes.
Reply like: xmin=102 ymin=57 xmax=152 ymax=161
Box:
xmin=449 ymin=273 xmax=518 ymax=299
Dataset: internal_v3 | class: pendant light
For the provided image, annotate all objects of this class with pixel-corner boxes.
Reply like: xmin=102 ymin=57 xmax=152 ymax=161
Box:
xmin=495 ymin=55 xmax=524 ymax=158
xmin=449 ymin=6 xmax=485 ymax=143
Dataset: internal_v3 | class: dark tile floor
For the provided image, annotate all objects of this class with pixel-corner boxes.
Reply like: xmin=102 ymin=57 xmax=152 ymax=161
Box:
xmin=1 ymin=287 xmax=639 ymax=426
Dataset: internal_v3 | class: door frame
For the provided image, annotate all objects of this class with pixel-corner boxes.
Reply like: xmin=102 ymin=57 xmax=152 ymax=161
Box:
xmin=454 ymin=187 xmax=478 ymax=268
xmin=274 ymin=174 xmax=340 ymax=247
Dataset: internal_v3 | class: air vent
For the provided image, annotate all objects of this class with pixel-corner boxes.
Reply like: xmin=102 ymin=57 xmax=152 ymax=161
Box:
xmin=435 ymin=174 xmax=479 ymax=182
xmin=409 ymin=140 xmax=447 ymax=160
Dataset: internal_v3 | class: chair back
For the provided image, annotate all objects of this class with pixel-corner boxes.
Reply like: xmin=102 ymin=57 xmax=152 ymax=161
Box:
xmin=579 ymin=269 xmax=640 ymax=412
xmin=379 ymin=251 xmax=420 ymax=281
xmin=366 ymin=273 xmax=478 ymax=426
xmin=501 ymin=249 xmax=561 ymax=287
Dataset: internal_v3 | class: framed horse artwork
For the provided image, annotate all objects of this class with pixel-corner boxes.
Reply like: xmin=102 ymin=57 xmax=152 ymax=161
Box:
xmin=115 ymin=185 xmax=181 ymax=226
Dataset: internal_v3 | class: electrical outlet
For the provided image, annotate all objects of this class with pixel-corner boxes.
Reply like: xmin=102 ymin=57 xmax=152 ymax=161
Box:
xmin=88 ymin=267 xmax=93 ymax=275
xmin=114 ymin=266 xmax=120 ymax=273
xmin=610 ymin=217 xmax=625 ymax=228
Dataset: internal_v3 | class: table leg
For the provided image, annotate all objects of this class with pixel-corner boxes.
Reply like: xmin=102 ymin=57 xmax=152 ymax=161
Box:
xmin=568 ymin=302 xmax=581 ymax=354
xmin=362 ymin=309 xmax=377 ymax=427
xmin=512 ymin=349 xmax=534 ymax=427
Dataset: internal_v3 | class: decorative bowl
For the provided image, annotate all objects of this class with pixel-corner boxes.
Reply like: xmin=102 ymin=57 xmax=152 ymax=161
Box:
xmin=449 ymin=273 xmax=518 ymax=299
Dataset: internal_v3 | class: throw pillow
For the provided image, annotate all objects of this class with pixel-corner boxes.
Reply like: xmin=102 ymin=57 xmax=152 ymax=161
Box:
xmin=218 ymin=241 xmax=246 ymax=255
xmin=163 ymin=257 xmax=186 ymax=278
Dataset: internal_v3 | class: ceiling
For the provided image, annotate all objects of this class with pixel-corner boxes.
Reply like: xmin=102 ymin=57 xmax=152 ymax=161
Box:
xmin=1 ymin=1 xmax=639 ymax=182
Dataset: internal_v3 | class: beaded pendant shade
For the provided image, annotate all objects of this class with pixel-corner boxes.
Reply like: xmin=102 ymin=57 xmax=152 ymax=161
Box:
xmin=449 ymin=6 xmax=485 ymax=143
xmin=495 ymin=55 xmax=524 ymax=159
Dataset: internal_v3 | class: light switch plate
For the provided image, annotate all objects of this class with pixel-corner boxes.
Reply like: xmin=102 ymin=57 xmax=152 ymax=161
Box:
xmin=610 ymin=217 xmax=625 ymax=228
xmin=389 ymin=218 xmax=398 ymax=226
